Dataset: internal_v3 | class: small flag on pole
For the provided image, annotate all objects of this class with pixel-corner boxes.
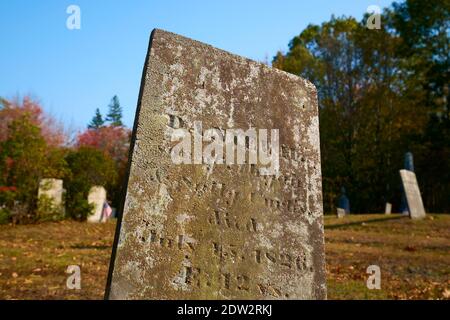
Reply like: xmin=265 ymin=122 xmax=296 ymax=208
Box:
xmin=102 ymin=201 xmax=113 ymax=222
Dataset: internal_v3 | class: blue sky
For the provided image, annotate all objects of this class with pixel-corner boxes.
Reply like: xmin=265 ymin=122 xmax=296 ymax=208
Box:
xmin=0 ymin=0 xmax=394 ymax=130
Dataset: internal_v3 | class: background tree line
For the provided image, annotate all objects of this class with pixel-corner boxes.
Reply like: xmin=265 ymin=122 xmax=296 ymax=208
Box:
xmin=0 ymin=96 xmax=130 ymax=224
xmin=0 ymin=0 xmax=448 ymax=221
xmin=273 ymin=0 xmax=449 ymax=213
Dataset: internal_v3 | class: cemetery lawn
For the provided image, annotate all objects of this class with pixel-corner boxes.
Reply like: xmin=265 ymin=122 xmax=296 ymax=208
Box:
xmin=325 ymin=214 xmax=450 ymax=300
xmin=0 ymin=214 xmax=449 ymax=300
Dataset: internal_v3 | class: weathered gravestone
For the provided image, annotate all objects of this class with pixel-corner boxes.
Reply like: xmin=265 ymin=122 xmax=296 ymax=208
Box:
xmin=87 ymin=186 xmax=107 ymax=223
xmin=399 ymin=170 xmax=426 ymax=220
xmin=385 ymin=202 xmax=392 ymax=215
xmin=400 ymin=152 xmax=415 ymax=214
xmin=336 ymin=208 xmax=346 ymax=219
xmin=338 ymin=187 xmax=350 ymax=214
xmin=38 ymin=179 xmax=64 ymax=218
xmin=106 ymin=29 xmax=326 ymax=300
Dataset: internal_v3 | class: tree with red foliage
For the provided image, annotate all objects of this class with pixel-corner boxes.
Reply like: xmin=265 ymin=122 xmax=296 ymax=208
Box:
xmin=76 ymin=125 xmax=130 ymax=165
xmin=0 ymin=96 xmax=66 ymax=147
xmin=76 ymin=125 xmax=131 ymax=208
xmin=0 ymin=114 xmax=67 ymax=222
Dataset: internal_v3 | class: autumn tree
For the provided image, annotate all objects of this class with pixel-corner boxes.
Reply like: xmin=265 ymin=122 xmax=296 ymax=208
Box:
xmin=390 ymin=0 xmax=450 ymax=212
xmin=76 ymin=125 xmax=130 ymax=165
xmin=273 ymin=13 xmax=429 ymax=213
xmin=76 ymin=125 xmax=131 ymax=208
xmin=0 ymin=114 xmax=67 ymax=222
xmin=78 ymin=94 xmax=130 ymax=209
xmin=0 ymin=96 xmax=67 ymax=147
xmin=65 ymin=146 xmax=117 ymax=220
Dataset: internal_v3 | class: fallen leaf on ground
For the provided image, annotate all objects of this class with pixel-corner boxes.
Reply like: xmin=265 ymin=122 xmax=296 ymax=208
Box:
xmin=443 ymin=289 xmax=450 ymax=299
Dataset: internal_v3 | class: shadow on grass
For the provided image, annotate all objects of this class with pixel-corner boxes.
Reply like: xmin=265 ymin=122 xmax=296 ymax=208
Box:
xmin=325 ymin=215 xmax=408 ymax=230
xmin=70 ymin=244 xmax=111 ymax=250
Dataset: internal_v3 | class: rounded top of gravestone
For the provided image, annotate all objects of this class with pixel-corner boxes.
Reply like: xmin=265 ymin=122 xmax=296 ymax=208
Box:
xmin=404 ymin=152 xmax=414 ymax=171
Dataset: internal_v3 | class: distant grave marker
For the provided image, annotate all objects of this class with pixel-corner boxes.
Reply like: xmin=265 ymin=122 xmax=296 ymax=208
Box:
xmin=400 ymin=152 xmax=415 ymax=214
xmin=399 ymin=170 xmax=426 ymax=220
xmin=87 ymin=186 xmax=108 ymax=223
xmin=385 ymin=203 xmax=392 ymax=215
xmin=338 ymin=187 xmax=350 ymax=214
xmin=106 ymin=29 xmax=326 ymax=300
xmin=336 ymin=208 xmax=346 ymax=219
xmin=38 ymin=179 xmax=64 ymax=219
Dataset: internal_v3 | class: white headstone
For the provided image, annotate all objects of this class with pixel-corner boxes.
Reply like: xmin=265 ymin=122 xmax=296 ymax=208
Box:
xmin=337 ymin=208 xmax=346 ymax=218
xmin=399 ymin=170 xmax=426 ymax=220
xmin=87 ymin=186 xmax=107 ymax=223
xmin=385 ymin=202 xmax=392 ymax=215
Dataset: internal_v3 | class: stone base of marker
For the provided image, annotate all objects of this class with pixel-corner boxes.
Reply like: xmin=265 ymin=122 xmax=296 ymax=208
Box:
xmin=336 ymin=208 xmax=346 ymax=218
xmin=87 ymin=186 xmax=108 ymax=223
xmin=399 ymin=170 xmax=426 ymax=220
xmin=37 ymin=179 xmax=65 ymax=220
xmin=385 ymin=202 xmax=392 ymax=215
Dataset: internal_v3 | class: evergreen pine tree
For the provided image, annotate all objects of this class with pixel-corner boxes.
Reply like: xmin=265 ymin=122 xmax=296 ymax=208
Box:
xmin=88 ymin=108 xmax=104 ymax=129
xmin=106 ymin=95 xmax=123 ymax=127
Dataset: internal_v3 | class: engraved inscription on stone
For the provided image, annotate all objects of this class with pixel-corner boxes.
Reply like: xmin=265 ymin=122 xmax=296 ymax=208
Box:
xmin=400 ymin=170 xmax=426 ymax=220
xmin=106 ymin=29 xmax=326 ymax=300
